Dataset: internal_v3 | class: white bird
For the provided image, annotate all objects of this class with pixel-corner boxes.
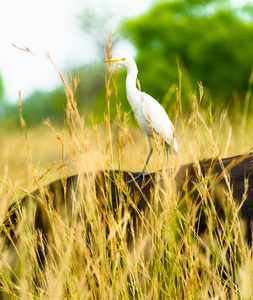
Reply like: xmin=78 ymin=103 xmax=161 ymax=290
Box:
xmin=105 ymin=55 xmax=179 ymax=179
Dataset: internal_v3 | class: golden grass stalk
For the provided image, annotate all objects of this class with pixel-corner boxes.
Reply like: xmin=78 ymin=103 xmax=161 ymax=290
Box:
xmin=1 ymin=35 xmax=253 ymax=299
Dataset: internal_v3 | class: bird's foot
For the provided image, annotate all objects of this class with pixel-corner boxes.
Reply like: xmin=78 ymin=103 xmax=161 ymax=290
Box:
xmin=128 ymin=171 xmax=149 ymax=183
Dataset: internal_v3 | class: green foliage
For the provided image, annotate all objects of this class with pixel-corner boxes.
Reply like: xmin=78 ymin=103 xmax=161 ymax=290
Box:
xmin=0 ymin=88 xmax=66 ymax=128
xmin=0 ymin=64 xmax=106 ymax=128
xmin=74 ymin=63 xmax=107 ymax=119
xmin=2 ymin=0 xmax=253 ymax=129
xmin=121 ymin=1 xmax=253 ymax=112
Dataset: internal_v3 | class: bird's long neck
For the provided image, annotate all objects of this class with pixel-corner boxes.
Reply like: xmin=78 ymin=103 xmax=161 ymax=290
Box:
xmin=125 ymin=67 xmax=140 ymax=113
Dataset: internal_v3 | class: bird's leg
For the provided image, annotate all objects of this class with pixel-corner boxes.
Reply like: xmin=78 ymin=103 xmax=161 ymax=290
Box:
xmin=140 ymin=143 xmax=153 ymax=177
xmin=128 ymin=137 xmax=153 ymax=182
xmin=143 ymin=138 xmax=153 ymax=171
xmin=166 ymin=147 xmax=172 ymax=174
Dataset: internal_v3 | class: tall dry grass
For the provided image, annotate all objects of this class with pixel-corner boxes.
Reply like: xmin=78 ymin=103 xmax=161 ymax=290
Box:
xmin=0 ymin=36 xmax=253 ymax=299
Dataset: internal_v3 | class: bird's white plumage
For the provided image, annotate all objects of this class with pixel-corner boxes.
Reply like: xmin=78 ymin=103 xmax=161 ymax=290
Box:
xmin=139 ymin=92 xmax=178 ymax=154
xmin=105 ymin=55 xmax=178 ymax=175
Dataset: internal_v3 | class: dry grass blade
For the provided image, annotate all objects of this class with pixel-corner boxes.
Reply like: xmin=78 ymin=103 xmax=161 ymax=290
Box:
xmin=1 ymin=33 xmax=253 ymax=300
xmin=11 ymin=44 xmax=35 ymax=55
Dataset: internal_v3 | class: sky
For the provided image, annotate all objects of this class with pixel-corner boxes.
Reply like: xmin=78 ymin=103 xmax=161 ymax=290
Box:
xmin=0 ymin=0 xmax=252 ymax=104
xmin=0 ymin=0 xmax=155 ymax=104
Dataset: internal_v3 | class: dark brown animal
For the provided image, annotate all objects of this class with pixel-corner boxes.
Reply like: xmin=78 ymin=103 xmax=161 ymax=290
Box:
xmin=2 ymin=152 xmax=253 ymax=260
xmin=1 ymin=151 xmax=253 ymax=299
xmin=176 ymin=152 xmax=253 ymax=243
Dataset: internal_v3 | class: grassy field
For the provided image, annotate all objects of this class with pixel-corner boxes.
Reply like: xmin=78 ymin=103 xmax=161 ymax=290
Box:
xmin=0 ymin=46 xmax=253 ymax=299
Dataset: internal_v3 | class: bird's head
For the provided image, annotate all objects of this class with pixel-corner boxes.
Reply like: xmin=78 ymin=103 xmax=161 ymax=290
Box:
xmin=104 ymin=55 xmax=137 ymax=73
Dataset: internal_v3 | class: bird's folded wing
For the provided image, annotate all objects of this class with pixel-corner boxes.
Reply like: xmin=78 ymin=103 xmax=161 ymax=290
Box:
xmin=140 ymin=93 xmax=175 ymax=145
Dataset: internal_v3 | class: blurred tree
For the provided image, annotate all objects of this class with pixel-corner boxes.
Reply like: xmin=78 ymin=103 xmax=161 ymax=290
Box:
xmin=0 ymin=63 xmax=106 ymax=128
xmin=77 ymin=8 xmax=120 ymax=60
xmin=121 ymin=1 xmax=253 ymax=113
xmin=2 ymin=0 xmax=253 ymax=129
xmin=0 ymin=10 xmax=117 ymax=128
xmin=0 ymin=88 xmax=66 ymax=128
xmin=184 ymin=0 xmax=227 ymax=6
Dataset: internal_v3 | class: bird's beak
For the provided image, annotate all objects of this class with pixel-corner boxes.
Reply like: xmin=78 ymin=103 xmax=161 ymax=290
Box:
xmin=104 ymin=58 xmax=126 ymax=63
